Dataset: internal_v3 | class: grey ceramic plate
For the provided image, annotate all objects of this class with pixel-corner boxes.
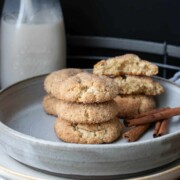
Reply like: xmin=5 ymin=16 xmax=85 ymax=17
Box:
xmin=0 ymin=147 xmax=179 ymax=180
xmin=0 ymin=75 xmax=180 ymax=177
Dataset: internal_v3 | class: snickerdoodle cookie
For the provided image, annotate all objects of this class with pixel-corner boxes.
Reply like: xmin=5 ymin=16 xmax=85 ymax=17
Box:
xmin=56 ymin=99 xmax=118 ymax=124
xmin=93 ymin=54 xmax=158 ymax=76
xmin=44 ymin=68 xmax=83 ymax=94
xmin=113 ymin=75 xmax=164 ymax=95
xmin=114 ymin=95 xmax=156 ymax=118
xmin=49 ymin=72 xmax=119 ymax=103
xmin=54 ymin=117 xmax=123 ymax=144
xmin=42 ymin=94 xmax=119 ymax=123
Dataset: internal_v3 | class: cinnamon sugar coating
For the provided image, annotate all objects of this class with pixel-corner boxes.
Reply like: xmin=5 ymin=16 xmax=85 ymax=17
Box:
xmin=42 ymin=94 xmax=119 ymax=124
xmin=44 ymin=68 xmax=83 ymax=94
xmin=54 ymin=117 xmax=123 ymax=144
xmin=49 ymin=72 xmax=119 ymax=103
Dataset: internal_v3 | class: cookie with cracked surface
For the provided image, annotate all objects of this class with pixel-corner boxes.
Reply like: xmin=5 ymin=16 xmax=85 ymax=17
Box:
xmin=56 ymin=99 xmax=119 ymax=124
xmin=44 ymin=68 xmax=83 ymax=94
xmin=50 ymin=72 xmax=119 ymax=103
xmin=42 ymin=95 xmax=58 ymax=116
xmin=93 ymin=54 xmax=158 ymax=76
xmin=54 ymin=117 xmax=123 ymax=144
xmin=114 ymin=95 xmax=156 ymax=118
xmin=113 ymin=75 xmax=164 ymax=95
xmin=42 ymin=94 xmax=119 ymax=123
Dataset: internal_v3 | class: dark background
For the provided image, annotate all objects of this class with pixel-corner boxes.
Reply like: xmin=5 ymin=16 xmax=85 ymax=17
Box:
xmin=61 ymin=0 xmax=180 ymax=45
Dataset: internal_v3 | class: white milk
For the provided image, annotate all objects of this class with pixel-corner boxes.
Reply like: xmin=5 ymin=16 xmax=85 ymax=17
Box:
xmin=1 ymin=16 xmax=66 ymax=88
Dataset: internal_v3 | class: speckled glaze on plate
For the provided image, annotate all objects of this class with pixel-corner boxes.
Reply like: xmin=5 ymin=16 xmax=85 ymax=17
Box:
xmin=0 ymin=75 xmax=179 ymax=177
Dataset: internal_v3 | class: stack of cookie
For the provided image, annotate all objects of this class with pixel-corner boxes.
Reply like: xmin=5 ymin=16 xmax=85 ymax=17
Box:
xmin=43 ymin=69 xmax=123 ymax=144
xmin=93 ymin=54 xmax=164 ymax=118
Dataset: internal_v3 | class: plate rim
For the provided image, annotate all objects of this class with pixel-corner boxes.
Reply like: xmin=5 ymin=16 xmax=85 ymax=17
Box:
xmin=0 ymin=154 xmax=179 ymax=180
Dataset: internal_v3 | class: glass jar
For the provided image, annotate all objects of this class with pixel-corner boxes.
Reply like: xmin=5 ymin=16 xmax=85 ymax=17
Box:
xmin=1 ymin=0 xmax=66 ymax=88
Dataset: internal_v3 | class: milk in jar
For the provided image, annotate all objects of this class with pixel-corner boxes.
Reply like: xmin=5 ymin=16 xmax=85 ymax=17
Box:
xmin=1 ymin=0 xmax=66 ymax=88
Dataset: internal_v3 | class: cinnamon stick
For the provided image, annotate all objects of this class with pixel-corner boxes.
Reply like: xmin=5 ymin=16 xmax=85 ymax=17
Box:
xmin=123 ymin=124 xmax=150 ymax=142
xmin=156 ymin=119 xmax=169 ymax=137
xmin=130 ymin=107 xmax=169 ymax=119
xmin=124 ymin=107 xmax=169 ymax=126
xmin=153 ymin=121 xmax=162 ymax=137
xmin=126 ymin=107 xmax=180 ymax=127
